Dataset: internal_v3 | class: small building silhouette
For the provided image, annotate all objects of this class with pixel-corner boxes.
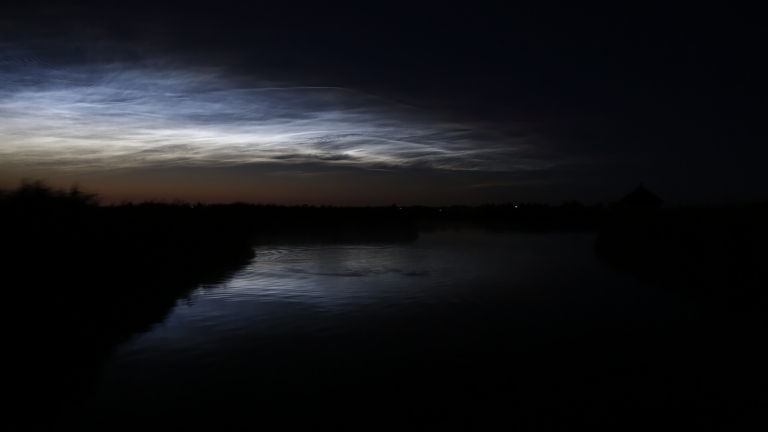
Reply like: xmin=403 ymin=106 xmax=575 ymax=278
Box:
xmin=616 ymin=184 xmax=664 ymax=210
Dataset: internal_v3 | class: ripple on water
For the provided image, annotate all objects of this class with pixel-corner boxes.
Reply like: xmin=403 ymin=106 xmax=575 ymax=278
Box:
xmin=71 ymin=231 xmax=743 ymax=429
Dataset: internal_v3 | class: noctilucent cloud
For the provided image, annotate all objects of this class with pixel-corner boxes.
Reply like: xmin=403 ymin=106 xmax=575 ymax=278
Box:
xmin=0 ymin=51 xmax=549 ymax=178
xmin=2 ymin=4 xmax=765 ymax=206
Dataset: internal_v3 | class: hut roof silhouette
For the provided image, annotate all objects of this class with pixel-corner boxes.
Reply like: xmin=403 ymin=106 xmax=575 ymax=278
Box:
xmin=618 ymin=184 xmax=664 ymax=208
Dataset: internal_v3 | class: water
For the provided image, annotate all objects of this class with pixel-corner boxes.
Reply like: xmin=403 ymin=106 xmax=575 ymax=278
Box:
xmin=61 ymin=229 xmax=760 ymax=429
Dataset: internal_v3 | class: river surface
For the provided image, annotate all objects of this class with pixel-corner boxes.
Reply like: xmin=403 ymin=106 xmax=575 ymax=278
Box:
xmin=62 ymin=229 xmax=761 ymax=429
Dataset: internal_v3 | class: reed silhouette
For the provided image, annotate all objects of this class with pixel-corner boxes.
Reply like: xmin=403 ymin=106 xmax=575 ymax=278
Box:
xmin=1 ymin=180 xmax=257 ymax=425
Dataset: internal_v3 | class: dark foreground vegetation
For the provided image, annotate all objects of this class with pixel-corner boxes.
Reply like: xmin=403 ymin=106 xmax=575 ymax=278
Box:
xmin=2 ymin=181 xmax=258 ymax=425
xmin=3 ymin=180 xmax=767 ymax=429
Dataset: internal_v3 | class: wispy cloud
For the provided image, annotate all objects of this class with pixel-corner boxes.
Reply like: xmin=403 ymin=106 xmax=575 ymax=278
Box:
xmin=0 ymin=46 xmax=552 ymax=174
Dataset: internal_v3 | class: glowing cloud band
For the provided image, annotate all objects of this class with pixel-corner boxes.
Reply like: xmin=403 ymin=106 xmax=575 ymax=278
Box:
xmin=0 ymin=50 xmax=548 ymax=174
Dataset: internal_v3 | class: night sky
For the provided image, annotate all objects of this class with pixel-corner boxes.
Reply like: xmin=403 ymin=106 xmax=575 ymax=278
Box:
xmin=1 ymin=2 xmax=765 ymax=205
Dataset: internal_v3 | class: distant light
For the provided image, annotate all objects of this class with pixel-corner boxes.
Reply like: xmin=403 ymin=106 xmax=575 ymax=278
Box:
xmin=439 ymin=209 xmax=442 ymax=211
xmin=515 ymin=206 xmax=518 ymax=208
xmin=400 ymin=208 xmax=402 ymax=209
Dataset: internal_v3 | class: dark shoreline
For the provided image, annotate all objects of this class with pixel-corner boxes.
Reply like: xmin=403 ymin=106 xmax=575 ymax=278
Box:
xmin=3 ymin=182 xmax=767 ymax=428
xmin=594 ymin=204 xmax=768 ymax=302
xmin=4 ymin=182 xmax=766 ymax=326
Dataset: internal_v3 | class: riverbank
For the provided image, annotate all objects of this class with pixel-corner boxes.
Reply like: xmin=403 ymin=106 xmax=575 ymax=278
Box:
xmin=594 ymin=203 xmax=768 ymax=304
xmin=4 ymin=182 xmax=767 ymax=428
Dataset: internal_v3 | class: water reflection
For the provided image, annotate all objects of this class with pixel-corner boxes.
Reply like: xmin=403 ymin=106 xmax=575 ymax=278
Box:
xmin=13 ymin=244 xmax=256 ymax=428
xmin=60 ymin=230 xmax=761 ymax=430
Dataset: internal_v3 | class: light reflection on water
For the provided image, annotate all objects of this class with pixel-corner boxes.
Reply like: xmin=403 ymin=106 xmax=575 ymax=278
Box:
xmin=67 ymin=229 xmax=726 ymax=427
xmin=115 ymin=231 xmax=677 ymax=356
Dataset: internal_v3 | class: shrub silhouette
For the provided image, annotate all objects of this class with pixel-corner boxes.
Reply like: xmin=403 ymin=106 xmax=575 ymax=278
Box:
xmin=2 ymin=179 xmax=99 ymax=208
